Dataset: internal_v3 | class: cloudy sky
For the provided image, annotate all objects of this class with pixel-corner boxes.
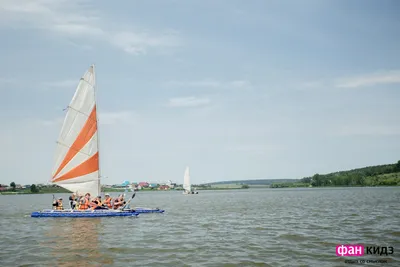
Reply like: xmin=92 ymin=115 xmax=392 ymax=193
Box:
xmin=1 ymin=0 xmax=399 ymax=185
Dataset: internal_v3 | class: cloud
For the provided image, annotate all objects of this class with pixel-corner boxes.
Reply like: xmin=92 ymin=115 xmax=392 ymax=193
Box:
xmin=298 ymin=69 xmax=400 ymax=92
xmin=227 ymin=144 xmax=284 ymax=154
xmin=0 ymin=77 xmax=78 ymax=92
xmin=99 ymin=111 xmax=138 ymax=125
xmin=165 ymin=79 xmax=252 ymax=89
xmin=167 ymin=96 xmax=211 ymax=108
xmin=40 ymin=79 xmax=79 ymax=90
xmin=165 ymin=79 xmax=222 ymax=88
xmin=111 ymin=31 xmax=182 ymax=55
xmin=230 ymin=80 xmax=252 ymax=88
xmin=0 ymin=77 xmax=16 ymax=86
xmin=37 ymin=117 xmax=65 ymax=127
xmin=0 ymin=0 xmax=181 ymax=55
xmin=35 ymin=110 xmax=137 ymax=127
xmin=334 ymin=124 xmax=400 ymax=137
xmin=336 ymin=70 xmax=400 ymax=88
xmin=66 ymin=40 xmax=93 ymax=50
xmin=291 ymin=80 xmax=327 ymax=92
xmin=0 ymin=0 xmax=100 ymax=32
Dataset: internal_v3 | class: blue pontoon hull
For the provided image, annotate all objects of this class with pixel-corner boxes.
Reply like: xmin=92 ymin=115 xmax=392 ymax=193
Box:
xmin=31 ymin=209 xmax=139 ymax=218
xmin=131 ymin=207 xmax=165 ymax=213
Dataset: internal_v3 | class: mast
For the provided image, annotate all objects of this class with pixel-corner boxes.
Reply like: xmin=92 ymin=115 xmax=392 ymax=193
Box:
xmin=92 ymin=64 xmax=102 ymax=196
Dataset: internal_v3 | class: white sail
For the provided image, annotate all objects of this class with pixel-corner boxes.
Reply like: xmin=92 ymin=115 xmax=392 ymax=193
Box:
xmin=183 ymin=166 xmax=191 ymax=192
xmin=50 ymin=65 xmax=101 ymax=197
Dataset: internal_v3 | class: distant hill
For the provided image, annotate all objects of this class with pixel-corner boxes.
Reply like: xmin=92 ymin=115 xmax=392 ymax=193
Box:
xmin=298 ymin=161 xmax=400 ymax=186
xmin=273 ymin=160 xmax=400 ymax=188
xmin=203 ymin=179 xmax=298 ymax=186
xmin=203 ymin=160 xmax=400 ymax=187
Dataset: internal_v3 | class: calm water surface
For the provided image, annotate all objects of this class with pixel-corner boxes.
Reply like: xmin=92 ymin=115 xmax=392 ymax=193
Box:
xmin=0 ymin=188 xmax=399 ymax=266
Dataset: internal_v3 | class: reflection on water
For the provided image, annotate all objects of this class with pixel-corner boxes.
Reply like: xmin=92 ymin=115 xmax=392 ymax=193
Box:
xmin=43 ymin=218 xmax=114 ymax=267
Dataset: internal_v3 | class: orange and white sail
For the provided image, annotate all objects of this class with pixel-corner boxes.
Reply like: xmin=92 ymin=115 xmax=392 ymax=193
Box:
xmin=51 ymin=65 xmax=101 ymax=197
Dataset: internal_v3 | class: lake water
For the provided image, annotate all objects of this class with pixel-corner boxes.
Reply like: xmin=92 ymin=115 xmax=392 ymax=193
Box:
xmin=0 ymin=187 xmax=399 ymax=266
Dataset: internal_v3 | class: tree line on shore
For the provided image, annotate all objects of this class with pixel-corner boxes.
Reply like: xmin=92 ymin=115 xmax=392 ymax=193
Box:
xmin=4 ymin=160 xmax=399 ymax=193
xmin=271 ymin=160 xmax=400 ymax=188
xmin=5 ymin=182 xmax=40 ymax=193
xmin=1 ymin=183 xmax=70 ymax=194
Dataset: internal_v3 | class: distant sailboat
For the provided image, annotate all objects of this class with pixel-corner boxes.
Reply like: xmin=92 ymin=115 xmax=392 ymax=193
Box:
xmin=182 ymin=166 xmax=198 ymax=195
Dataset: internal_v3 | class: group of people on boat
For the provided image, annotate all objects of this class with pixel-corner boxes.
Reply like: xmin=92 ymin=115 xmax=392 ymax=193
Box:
xmin=52 ymin=192 xmax=127 ymax=211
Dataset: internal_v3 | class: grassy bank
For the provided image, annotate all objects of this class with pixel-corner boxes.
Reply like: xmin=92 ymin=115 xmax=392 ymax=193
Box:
xmin=270 ymin=182 xmax=311 ymax=188
xmin=1 ymin=186 xmax=71 ymax=195
xmin=271 ymin=161 xmax=400 ymax=188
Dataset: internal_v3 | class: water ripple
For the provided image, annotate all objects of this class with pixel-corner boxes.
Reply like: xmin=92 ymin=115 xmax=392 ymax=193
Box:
xmin=0 ymin=188 xmax=399 ymax=266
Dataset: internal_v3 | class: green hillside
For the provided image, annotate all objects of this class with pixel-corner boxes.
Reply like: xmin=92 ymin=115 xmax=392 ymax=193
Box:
xmin=272 ymin=160 xmax=400 ymax=188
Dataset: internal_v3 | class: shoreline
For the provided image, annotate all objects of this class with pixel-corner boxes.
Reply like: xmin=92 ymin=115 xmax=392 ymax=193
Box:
xmin=1 ymin=184 xmax=398 ymax=195
xmin=0 ymin=188 xmax=247 ymax=195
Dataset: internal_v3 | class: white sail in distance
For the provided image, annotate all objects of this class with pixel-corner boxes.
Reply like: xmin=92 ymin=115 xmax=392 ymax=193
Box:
xmin=183 ymin=166 xmax=191 ymax=192
xmin=50 ymin=65 xmax=101 ymax=197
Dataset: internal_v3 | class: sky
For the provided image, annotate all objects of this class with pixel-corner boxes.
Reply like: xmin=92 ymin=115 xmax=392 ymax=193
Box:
xmin=0 ymin=0 xmax=399 ymax=186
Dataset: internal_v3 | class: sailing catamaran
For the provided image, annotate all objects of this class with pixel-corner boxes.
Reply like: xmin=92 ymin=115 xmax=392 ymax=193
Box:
xmin=31 ymin=65 xmax=163 ymax=218
xmin=182 ymin=166 xmax=198 ymax=195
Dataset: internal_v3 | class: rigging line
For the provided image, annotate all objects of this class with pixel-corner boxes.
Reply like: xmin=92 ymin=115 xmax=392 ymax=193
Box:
xmin=63 ymin=105 xmax=96 ymax=121
xmin=57 ymin=105 xmax=97 ymax=150
xmin=55 ymin=141 xmax=94 ymax=157
xmin=80 ymin=77 xmax=95 ymax=89
xmin=54 ymin=178 xmax=100 ymax=185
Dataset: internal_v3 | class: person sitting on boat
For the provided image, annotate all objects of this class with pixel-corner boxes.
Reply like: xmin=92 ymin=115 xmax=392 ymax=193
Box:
xmin=103 ymin=193 xmax=113 ymax=209
xmin=69 ymin=194 xmax=78 ymax=209
xmin=112 ymin=195 xmax=121 ymax=209
xmin=78 ymin=193 xmax=91 ymax=210
xmin=90 ymin=195 xmax=100 ymax=208
xmin=90 ymin=196 xmax=108 ymax=210
xmin=52 ymin=197 xmax=64 ymax=210
xmin=113 ymin=194 xmax=126 ymax=209
xmin=74 ymin=195 xmax=81 ymax=209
